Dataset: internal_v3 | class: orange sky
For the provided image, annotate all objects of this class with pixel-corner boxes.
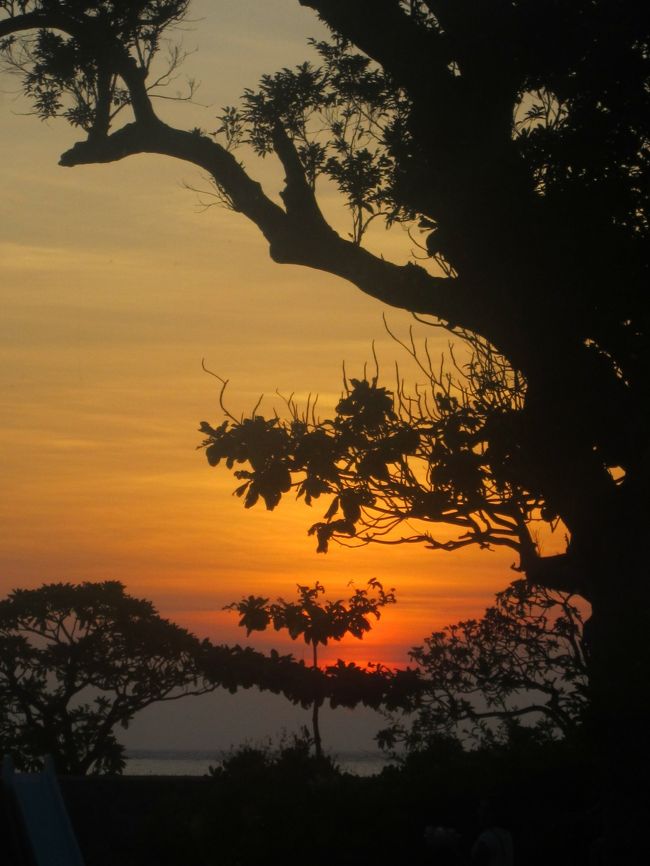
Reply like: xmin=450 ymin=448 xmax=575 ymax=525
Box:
xmin=0 ymin=1 xmax=558 ymax=695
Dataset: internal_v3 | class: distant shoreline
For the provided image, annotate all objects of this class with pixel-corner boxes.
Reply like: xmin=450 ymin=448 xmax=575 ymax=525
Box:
xmin=123 ymin=748 xmax=392 ymax=777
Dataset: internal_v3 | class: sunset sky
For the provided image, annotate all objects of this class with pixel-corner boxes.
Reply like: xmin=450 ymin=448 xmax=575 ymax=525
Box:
xmin=0 ymin=1 xmax=540 ymax=750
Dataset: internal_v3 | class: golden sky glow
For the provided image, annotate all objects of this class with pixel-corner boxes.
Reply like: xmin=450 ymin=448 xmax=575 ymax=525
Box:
xmin=0 ymin=0 xmax=549 ymax=693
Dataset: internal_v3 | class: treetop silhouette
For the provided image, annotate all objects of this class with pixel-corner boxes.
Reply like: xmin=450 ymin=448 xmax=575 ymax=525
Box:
xmin=225 ymin=579 xmax=396 ymax=756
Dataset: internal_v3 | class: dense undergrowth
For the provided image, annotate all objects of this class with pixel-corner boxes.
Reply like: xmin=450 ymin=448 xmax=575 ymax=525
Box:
xmin=97 ymin=733 xmax=599 ymax=866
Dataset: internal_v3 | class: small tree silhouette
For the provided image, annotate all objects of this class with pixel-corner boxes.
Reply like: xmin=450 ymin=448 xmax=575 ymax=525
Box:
xmin=225 ymin=579 xmax=396 ymax=758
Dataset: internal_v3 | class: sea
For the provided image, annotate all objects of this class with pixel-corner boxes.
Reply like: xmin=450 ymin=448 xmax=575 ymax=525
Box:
xmin=123 ymin=749 xmax=392 ymax=777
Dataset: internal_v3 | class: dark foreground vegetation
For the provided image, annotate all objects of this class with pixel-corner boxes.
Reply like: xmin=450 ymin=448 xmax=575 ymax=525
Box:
xmin=12 ymin=736 xmax=594 ymax=866
xmin=0 ymin=579 xmax=592 ymax=864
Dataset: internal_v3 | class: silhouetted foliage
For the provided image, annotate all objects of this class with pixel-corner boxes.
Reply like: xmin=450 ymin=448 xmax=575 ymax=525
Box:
xmin=0 ymin=2 xmax=192 ymax=135
xmin=225 ymin=579 xmax=396 ymax=757
xmin=0 ymin=581 xmax=214 ymax=774
xmin=199 ymin=336 xmax=537 ymax=561
xmin=208 ymin=728 xmax=339 ymax=781
xmin=200 ymin=636 xmax=422 ymax=718
xmin=378 ymin=580 xmax=589 ymax=751
xmin=2 ymin=2 xmax=649 ymax=856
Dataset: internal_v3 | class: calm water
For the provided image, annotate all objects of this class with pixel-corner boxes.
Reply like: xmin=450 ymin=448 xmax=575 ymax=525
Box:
xmin=124 ymin=749 xmax=391 ymax=777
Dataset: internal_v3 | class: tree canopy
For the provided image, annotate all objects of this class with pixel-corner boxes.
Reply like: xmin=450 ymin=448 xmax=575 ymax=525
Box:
xmin=379 ymin=579 xmax=589 ymax=752
xmin=0 ymin=580 xmax=214 ymax=774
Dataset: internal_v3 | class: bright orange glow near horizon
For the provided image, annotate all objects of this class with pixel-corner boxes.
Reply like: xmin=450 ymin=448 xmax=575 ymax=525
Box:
xmin=0 ymin=0 xmax=566 ymax=689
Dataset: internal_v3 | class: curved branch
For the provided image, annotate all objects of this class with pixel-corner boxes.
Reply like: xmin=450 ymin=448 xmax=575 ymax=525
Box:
xmin=59 ymin=117 xmax=470 ymax=324
xmin=0 ymin=10 xmax=84 ymax=40
xmin=1 ymin=7 xmax=477 ymax=327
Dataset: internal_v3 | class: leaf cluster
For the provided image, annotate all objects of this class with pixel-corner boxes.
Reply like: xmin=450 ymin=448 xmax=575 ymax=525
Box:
xmin=199 ymin=339 xmax=544 ymax=559
xmin=1 ymin=1 xmax=190 ymax=130
xmin=215 ymin=36 xmax=409 ymax=243
xmin=224 ymin=579 xmax=396 ymax=654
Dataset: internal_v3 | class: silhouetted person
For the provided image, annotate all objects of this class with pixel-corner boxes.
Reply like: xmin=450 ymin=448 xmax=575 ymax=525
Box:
xmin=470 ymin=799 xmax=514 ymax=866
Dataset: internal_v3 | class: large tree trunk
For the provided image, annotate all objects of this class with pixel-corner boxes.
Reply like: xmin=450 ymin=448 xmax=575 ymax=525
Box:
xmin=540 ymin=472 xmax=650 ymax=864
xmin=583 ymin=548 xmax=650 ymax=863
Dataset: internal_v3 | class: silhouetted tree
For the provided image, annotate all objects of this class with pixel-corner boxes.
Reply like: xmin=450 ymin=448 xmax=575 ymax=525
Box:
xmin=2 ymin=3 xmax=649 ymax=855
xmin=0 ymin=581 xmax=214 ymax=774
xmin=225 ymin=579 xmax=396 ymax=758
xmin=378 ymin=579 xmax=589 ymax=752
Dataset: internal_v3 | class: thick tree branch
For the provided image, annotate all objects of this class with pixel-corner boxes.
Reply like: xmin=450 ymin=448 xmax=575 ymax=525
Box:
xmin=58 ymin=120 xmax=286 ymax=229
xmin=59 ymin=116 xmax=470 ymax=323
xmin=0 ymin=7 xmax=518 ymax=345
xmin=515 ymin=518 xmax=581 ymax=594
xmin=0 ymin=10 xmax=82 ymax=40
xmin=520 ymin=551 xmax=584 ymax=598
xmin=271 ymin=123 xmax=331 ymax=229
xmin=298 ymin=0 xmax=453 ymax=98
